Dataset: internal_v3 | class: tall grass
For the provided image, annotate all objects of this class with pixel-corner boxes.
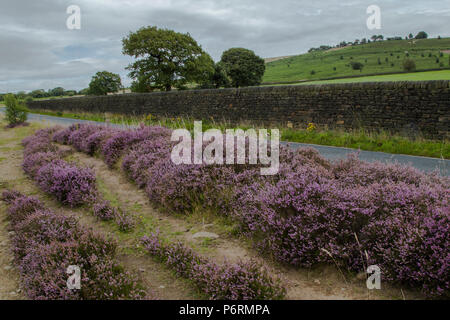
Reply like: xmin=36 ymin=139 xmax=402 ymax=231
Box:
xmin=27 ymin=108 xmax=449 ymax=159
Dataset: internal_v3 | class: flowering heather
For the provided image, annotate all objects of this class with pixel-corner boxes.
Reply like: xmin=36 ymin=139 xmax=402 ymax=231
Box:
xmin=23 ymin=129 xmax=137 ymax=234
xmin=93 ymin=201 xmax=116 ymax=221
xmin=22 ymin=151 xmax=60 ymax=178
xmin=92 ymin=201 xmax=135 ymax=232
xmin=1 ymin=190 xmax=23 ymax=204
xmin=36 ymin=159 xmax=97 ymax=207
xmin=83 ymin=128 xmax=117 ymax=155
xmin=52 ymin=124 xmax=80 ymax=145
xmin=114 ymin=208 xmax=136 ymax=232
xmin=68 ymin=125 xmax=100 ymax=152
xmin=22 ymin=128 xmax=59 ymax=157
xmin=101 ymin=125 xmax=171 ymax=167
xmin=141 ymin=233 xmax=286 ymax=300
xmin=1 ymin=191 xmax=147 ymax=300
xmin=56 ymin=124 xmax=450 ymax=297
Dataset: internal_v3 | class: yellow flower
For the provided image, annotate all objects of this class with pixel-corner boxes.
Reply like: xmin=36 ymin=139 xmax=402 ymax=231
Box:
xmin=307 ymin=122 xmax=316 ymax=132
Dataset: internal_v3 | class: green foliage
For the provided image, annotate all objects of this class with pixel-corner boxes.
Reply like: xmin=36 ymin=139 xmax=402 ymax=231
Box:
xmin=403 ymin=58 xmax=416 ymax=72
xmin=78 ymin=88 xmax=90 ymax=95
xmin=88 ymin=71 xmax=122 ymax=96
xmin=130 ymin=76 xmax=151 ymax=93
xmin=415 ymin=31 xmax=428 ymax=39
xmin=4 ymin=94 xmax=28 ymax=126
xmin=122 ymin=26 xmax=214 ymax=91
xmin=49 ymin=87 xmax=65 ymax=96
xmin=197 ymin=63 xmax=230 ymax=89
xmin=65 ymin=90 xmax=77 ymax=96
xmin=220 ymin=48 xmax=265 ymax=87
xmin=30 ymin=90 xmax=46 ymax=98
xmin=16 ymin=91 xmax=27 ymax=100
xmin=350 ymin=61 xmax=364 ymax=71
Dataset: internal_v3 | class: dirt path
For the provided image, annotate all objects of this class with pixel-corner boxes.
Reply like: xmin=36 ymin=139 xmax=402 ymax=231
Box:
xmin=0 ymin=137 xmax=28 ymax=299
xmin=0 ymin=208 xmax=22 ymax=300
xmin=69 ymin=149 xmax=420 ymax=300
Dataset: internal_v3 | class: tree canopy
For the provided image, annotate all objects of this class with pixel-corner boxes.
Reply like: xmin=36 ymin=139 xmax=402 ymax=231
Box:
xmin=88 ymin=71 xmax=122 ymax=95
xmin=220 ymin=48 xmax=265 ymax=88
xmin=122 ymin=26 xmax=214 ymax=92
xmin=4 ymin=93 xmax=28 ymax=126
xmin=415 ymin=31 xmax=428 ymax=39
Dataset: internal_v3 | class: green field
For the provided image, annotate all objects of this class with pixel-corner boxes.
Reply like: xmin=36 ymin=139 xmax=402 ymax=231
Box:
xmin=263 ymin=38 xmax=450 ymax=83
xmin=277 ymin=70 xmax=450 ymax=86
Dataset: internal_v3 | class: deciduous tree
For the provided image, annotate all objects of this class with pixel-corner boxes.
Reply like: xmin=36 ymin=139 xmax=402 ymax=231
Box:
xmin=220 ymin=48 xmax=265 ymax=88
xmin=122 ymin=26 xmax=214 ymax=92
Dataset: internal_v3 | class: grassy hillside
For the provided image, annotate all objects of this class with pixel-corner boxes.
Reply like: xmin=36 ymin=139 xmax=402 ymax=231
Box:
xmin=263 ymin=38 xmax=450 ymax=83
xmin=263 ymin=70 xmax=450 ymax=86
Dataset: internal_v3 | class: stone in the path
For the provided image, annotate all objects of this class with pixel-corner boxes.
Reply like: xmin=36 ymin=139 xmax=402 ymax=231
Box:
xmin=192 ymin=231 xmax=219 ymax=239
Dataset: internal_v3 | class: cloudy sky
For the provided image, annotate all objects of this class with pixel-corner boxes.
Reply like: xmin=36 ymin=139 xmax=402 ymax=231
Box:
xmin=1 ymin=0 xmax=449 ymax=92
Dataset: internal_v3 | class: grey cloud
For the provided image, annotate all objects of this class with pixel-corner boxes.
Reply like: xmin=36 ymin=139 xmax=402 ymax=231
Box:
xmin=0 ymin=0 xmax=449 ymax=92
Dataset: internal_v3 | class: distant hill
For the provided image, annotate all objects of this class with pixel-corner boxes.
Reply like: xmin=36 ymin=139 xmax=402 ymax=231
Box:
xmin=264 ymin=55 xmax=296 ymax=63
xmin=263 ymin=38 xmax=450 ymax=83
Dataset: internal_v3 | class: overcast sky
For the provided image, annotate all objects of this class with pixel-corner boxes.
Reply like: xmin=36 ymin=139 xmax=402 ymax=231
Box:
xmin=1 ymin=0 xmax=449 ymax=92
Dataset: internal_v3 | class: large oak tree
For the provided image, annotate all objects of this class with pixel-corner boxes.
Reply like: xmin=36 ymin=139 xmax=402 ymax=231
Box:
xmin=220 ymin=48 xmax=265 ymax=88
xmin=88 ymin=71 xmax=122 ymax=95
xmin=122 ymin=26 xmax=214 ymax=92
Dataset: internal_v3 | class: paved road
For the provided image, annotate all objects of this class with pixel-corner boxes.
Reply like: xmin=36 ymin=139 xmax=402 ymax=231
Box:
xmin=283 ymin=142 xmax=448 ymax=176
xmin=1 ymin=108 xmax=448 ymax=176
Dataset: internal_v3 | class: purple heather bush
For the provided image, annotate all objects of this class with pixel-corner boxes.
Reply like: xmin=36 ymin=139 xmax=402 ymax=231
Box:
xmin=1 ymin=189 xmax=23 ymax=204
xmin=22 ymin=151 xmax=60 ymax=178
xmin=68 ymin=125 xmax=99 ymax=152
xmin=93 ymin=200 xmax=116 ymax=221
xmin=52 ymin=124 xmax=80 ymax=145
xmin=83 ymin=128 xmax=117 ymax=155
xmin=22 ymin=128 xmax=59 ymax=157
xmin=101 ymin=125 xmax=171 ymax=167
xmin=52 ymin=123 xmax=450 ymax=298
xmin=114 ymin=208 xmax=136 ymax=233
xmin=36 ymin=159 xmax=97 ymax=207
xmin=141 ymin=233 xmax=286 ymax=300
xmin=23 ymin=128 xmax=137 ymax=234
xmin=1 ymin=191 xmax=146 ymax=300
